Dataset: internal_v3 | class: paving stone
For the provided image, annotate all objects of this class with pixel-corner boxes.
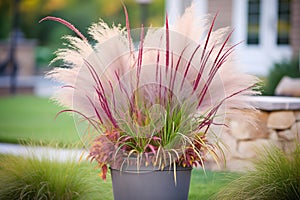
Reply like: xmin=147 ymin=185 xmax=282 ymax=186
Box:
xmin=294 ymin=111 xmax=300 ymax=121
xmin=219 ymin=131 xmax=237 ymax=158
xmin=278 ymin=129 xmax=295 ymax=141
xmin=230 ymin=111 xmax=269 ymax=140
xmin=267 ymin=111 xmax=295 ymax=129
xmin=291 ymin=122 xmax=300 ymax=140
xmin=268 ymin=129 xmax=279 ymax=140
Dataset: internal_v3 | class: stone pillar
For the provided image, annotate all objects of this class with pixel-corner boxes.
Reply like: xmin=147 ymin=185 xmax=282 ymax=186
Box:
xmin=291 ymin=0 xmax=300 ymax=57
xmin=207 ymin=0 xmax=233 ymax=29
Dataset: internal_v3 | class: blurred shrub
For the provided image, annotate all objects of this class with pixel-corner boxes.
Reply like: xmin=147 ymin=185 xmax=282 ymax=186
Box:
xmin=262 ymin=58 xmax=300 ymax=95
xmin=35 ymin=46 xmax=56 ymax=68
xmin=0 ymin=0 xmax=165 ymax=46
xmin=1 ymin=0 xmax=165 ymax=70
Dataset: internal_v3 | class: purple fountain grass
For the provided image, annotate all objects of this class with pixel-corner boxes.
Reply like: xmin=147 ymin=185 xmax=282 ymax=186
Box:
xmin=42 ymin=5 xmax=260 ymax=180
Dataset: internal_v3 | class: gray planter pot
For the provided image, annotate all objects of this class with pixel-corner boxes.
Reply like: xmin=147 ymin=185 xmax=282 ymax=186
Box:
xmin=110 ymin=165 xmax=192 ymax=200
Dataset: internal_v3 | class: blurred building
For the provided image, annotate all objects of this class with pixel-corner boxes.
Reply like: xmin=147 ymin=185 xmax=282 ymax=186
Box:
xmin=166 ymin=0 xmax=300 ymax=76
xmin=0 ymin=31 xmax=36 ymax=96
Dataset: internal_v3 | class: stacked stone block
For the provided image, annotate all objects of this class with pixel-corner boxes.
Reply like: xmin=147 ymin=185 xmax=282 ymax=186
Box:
xmin=207 ymin=96 xmax=300 ymax=171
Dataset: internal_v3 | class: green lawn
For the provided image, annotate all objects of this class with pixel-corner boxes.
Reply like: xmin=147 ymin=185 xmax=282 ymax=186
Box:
xmin=189 ymin=169 xmax=240 ymax=199
xmin=0 ymin=95 xmax=79 ymax=144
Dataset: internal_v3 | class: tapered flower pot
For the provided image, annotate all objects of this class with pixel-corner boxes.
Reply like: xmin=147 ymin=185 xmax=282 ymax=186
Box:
xmin=110 ymin=165 xmax=192 ymax=200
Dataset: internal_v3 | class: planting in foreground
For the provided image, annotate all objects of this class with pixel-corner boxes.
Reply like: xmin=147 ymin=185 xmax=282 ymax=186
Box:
xmin=213 ymin=143 xmax=300 ymax=200
xmin=0 ymin=152 xmax=239 ymax=199
xmin=0 ymin=153 xmax=112 ymax=200
xmin=42 ymin=4 xmax=259 ymax=179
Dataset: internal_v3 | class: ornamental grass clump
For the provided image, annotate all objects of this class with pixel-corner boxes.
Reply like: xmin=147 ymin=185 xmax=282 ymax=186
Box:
xmin=213 ymin=143 xmax=300 ymax=200
xmin=0 ymin=153 xmax=112 ymax=200
xmin=42 ymin=5 xmax=259 ymax=179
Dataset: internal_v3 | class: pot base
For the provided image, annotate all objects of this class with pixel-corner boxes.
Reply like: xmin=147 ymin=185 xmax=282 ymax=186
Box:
xmin=110 ymin=166 xmax=192 ymax=200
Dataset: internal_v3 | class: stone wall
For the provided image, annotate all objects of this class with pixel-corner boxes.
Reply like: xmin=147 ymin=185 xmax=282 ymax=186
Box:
xmin=208 ymin=96 xmax=300 ymax=171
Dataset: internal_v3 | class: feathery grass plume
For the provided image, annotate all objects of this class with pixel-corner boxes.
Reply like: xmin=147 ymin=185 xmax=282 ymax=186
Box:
xmin=42 ymin=4 xmax=260 ymax=179
xmin=212 ymin=143 xmax=300 ymax=200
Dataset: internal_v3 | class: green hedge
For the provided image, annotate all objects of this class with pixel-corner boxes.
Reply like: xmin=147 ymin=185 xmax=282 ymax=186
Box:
xmin=262 ymin=58 xmax=300 ymax=96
